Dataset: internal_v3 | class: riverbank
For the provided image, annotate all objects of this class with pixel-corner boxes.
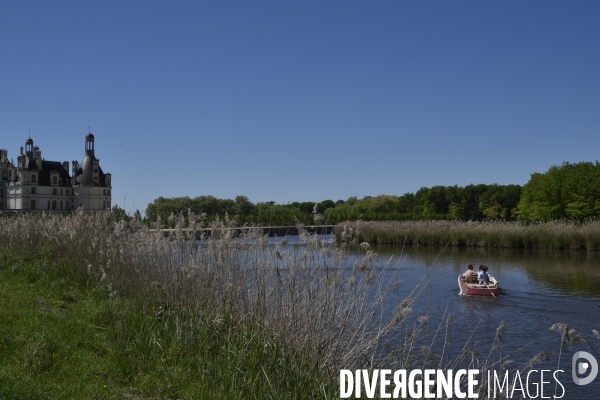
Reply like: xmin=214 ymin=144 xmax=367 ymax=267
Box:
xmin=0 ymin=249 xmax=336 ymax=399
xmin=0 ymin=212 xmax=344 ymax=399
xmin=335 ymin=220 xmax=600 ymax=250
xmin=2 ymin=212 xmax=564 ymax=399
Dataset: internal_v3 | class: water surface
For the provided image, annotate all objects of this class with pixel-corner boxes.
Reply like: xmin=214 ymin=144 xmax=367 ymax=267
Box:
xmin=272 ymin=236 xmax=600 ymax=398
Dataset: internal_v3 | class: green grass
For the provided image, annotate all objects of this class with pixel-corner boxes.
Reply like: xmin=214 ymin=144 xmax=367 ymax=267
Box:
xmin=0 ymin=250 xmax=337 ymax=399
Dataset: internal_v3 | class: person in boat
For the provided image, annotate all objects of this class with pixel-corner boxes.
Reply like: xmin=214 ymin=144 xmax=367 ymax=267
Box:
xmin=463 ymin=264 xmax=478 ymax=284
xmin=478 ymin=265 xmax=490 ymax=285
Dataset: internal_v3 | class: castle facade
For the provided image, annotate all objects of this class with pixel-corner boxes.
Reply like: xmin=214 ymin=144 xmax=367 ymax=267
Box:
xmin=0 ymin=132 xmax=112 ymax=213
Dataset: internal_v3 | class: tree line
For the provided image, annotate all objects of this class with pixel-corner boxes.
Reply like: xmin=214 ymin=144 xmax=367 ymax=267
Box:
xmin=142 ymin=161 xmax=600 ymax=226
xmin=143 ymin=185 xmax=521 ymax=226
xmin=144 ymin=195 xmax=337 ymax=227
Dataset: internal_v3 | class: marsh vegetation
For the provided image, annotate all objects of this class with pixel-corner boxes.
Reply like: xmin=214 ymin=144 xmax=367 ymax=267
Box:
xmin=1 ymin=211 xmax=598 ymax=398
xmin=335 ymin=219 xmax=600 ymax=251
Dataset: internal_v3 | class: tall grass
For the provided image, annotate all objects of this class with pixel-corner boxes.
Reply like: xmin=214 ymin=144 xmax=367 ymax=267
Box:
xmin=1 ymin=211 xmax=584 ymax=398
xmin=336 ymin=220 xmax=600 ymax=250
xmin=0 ymin=211 xmax=412 ymax=380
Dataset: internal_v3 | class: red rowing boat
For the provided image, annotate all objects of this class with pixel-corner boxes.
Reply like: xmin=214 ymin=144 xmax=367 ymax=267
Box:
xmin=458 ymin=274 xmax=502 ymax=297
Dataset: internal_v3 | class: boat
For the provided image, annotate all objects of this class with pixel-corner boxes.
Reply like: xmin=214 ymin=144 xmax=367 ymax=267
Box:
xmin=458 ymin=274 xmax=502 ymax=297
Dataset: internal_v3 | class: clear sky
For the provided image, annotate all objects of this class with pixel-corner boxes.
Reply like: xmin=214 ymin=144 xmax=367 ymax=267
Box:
xmin=2 ymin=1 xmax=599 ymax=214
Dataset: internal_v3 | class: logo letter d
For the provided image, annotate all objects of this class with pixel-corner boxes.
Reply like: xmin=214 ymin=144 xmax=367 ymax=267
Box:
xmin=572 ymin=351 xmax=598 ymax=386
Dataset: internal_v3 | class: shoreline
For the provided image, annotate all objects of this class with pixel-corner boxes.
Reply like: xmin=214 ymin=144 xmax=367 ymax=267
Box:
xmin=335 ymin=220 xmax=600 ymax=251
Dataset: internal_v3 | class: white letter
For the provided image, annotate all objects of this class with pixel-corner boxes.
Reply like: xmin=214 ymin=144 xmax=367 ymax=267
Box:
xmin=363 ymin=369 xmax=378 ymax=398
xmin=493 ymin=370 xmax=509 ymax=398
xmin=468 ymin=369 xmax=479 ymax=398
xmin=340 ymin=370 xmax=353 ymax=398
xmin=510 ymin=370 xmax=525 ymax=398
xmin=423 ymin=369 xmax=435 ymax=398
xmin=380 ymin=369 xmax=391 ymax=398
xmin=409 ymin=369 xmax=423 ymax=398
xmin=526 ymin=370 xmax=539 ymax=398
xmin=355 ymin=370 xmax=361 ymax=398
xmin=540 ymin=370 xmax=551 ymax=398
xmin=393 ymin=370 xmax=407 ymax=398
xmin=437 ymin=369 xmax=453 ymax=398
xmin=553 ymin=370 xmax=565 ymax=399
xmin=454 ymin=369 xmax=466 ymax=398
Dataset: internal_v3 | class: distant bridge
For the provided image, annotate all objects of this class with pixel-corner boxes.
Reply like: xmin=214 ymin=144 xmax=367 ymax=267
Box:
xmin=156 ymin=225 xmax=336 ymax=239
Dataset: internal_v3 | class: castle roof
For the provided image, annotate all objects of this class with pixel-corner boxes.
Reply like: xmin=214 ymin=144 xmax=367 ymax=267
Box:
xmin=39 ymin=161 xmax=71 ymax=186
xmin=74 ymin=155 xmax=107 ymax=187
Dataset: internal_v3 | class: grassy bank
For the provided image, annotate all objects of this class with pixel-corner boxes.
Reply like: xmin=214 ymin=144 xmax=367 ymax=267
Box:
xmin=335 ymin=220 xmax=600 ymax=250
xmin=1 ymin=212 xmax=413 ymax=398
xmin=1 ymin=212 xmax=580 ymax=399
xmin=0 ymin=249 xmax=335 ymax=399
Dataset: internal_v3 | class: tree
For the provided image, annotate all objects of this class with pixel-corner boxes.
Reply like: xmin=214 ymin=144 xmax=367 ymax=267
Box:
xmin=235 ymin=195 xmax=254 ymax=215
xmin=517 ymin=162 xmax=600 ymax=220
xmin=112 ymin=204 xmax=128 ymax=221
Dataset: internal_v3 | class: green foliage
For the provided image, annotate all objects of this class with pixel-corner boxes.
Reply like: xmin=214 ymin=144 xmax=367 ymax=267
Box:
xmin=323 ymin=185 xmax=522 ymax=223
xmin=145 ymin=184 xmax=524 ymax=227
xmin=111 ymin=204 xmax=128 ymax=221
xmin=517 ymin=162 xmax=600 ymax=221
xmin=145 ymin=196 xmax=337 ymax=227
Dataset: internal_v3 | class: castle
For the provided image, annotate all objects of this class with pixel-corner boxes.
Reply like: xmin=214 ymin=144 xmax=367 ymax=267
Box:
xmin=0 ymin=132 xmax=112 ymax=213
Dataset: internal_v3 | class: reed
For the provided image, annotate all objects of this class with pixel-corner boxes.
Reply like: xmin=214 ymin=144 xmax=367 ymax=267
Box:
xmin=0 ymin=211 xmax=575 ymax=398
xmin=335 ymin=219 xmax=600 ymax=251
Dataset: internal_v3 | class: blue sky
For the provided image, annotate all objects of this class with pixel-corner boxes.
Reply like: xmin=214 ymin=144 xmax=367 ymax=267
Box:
xmin=2 ymin=1 xmax=599 ymax=214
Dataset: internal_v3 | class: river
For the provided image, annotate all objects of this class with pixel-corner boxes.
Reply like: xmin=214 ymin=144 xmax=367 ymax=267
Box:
xmin=272 ymin=235 xmax=600 ymax=399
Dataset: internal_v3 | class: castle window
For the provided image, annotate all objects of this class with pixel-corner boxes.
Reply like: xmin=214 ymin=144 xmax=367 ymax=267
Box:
xmin=52 ymin=200 xmax=57 ymax=210
xmin=61 ymin=188 xmax=63 ymax=195
xmin=31 ymin=200 xmax=36 ymax=209
xmin=53 ymin=188 xmax=57 ymax=195
xmin=47 ymin=201 xmax=50 ymax=210
xmin=31 ymin=174 xmax=37 ymax=183
xmin=31 ymin=187 xmax=36 ymax=194
xmin=60 ymin=201 xmax=63 ymax=210
xmin=103 ymin=201 xmax=106 ymax=209
xmin=52 ymin=176 xmax=57 ymax=185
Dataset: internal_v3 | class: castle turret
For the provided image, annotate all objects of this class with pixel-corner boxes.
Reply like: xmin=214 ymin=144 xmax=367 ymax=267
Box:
xmin=25 ymin=137 xmax=33 ymax=157
xmin=85 ymin=132 xmax=94 ymax=157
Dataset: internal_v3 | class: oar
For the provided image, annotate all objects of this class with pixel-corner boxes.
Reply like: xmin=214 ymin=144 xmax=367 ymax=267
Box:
xmin=483 ymin=281 xmax=496 ymax=298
